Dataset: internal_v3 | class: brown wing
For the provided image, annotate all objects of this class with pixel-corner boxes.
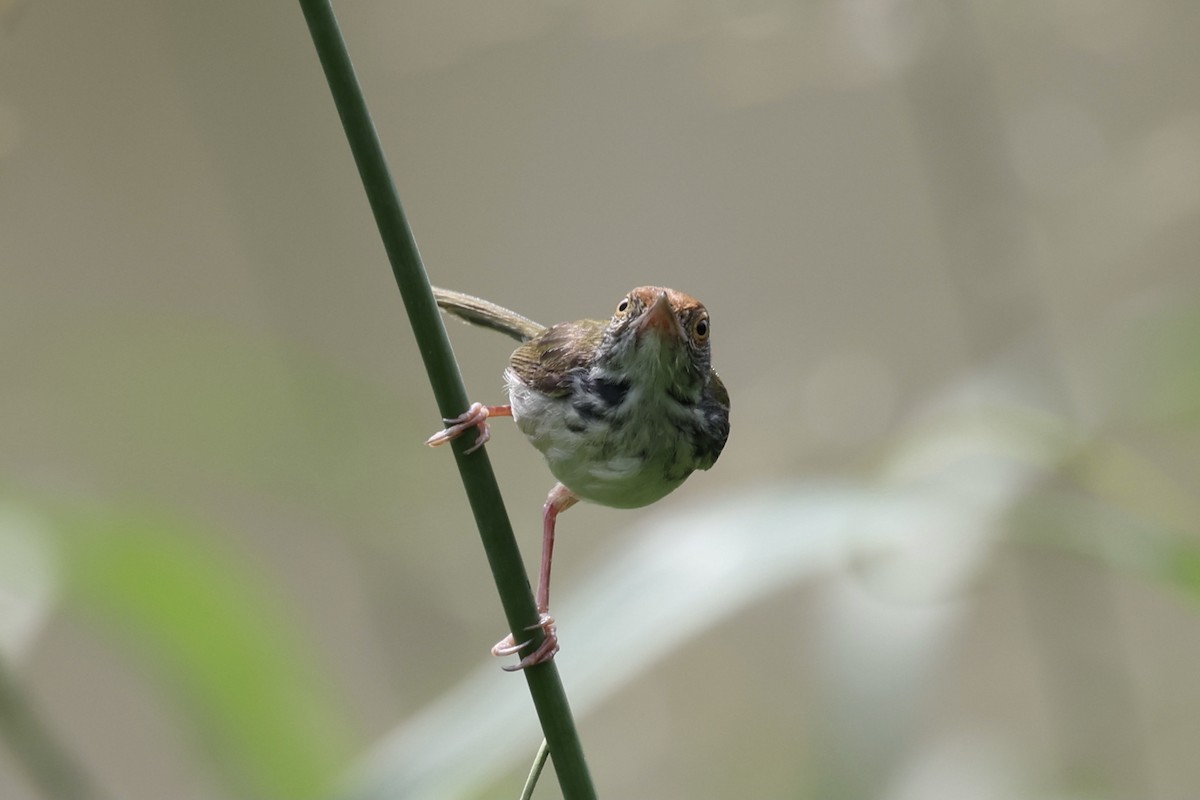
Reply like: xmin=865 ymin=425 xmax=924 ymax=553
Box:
xmin=508 ymin=319 xmax=606 ymax=397
xmin=695 ymin=369 xmax=730 ymax=470
xmin=708 ymin=368 xmax=729 ymax=409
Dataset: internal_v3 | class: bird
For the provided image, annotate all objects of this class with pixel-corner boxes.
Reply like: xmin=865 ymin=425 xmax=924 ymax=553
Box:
xmin=426 ymin=285 xmax=730 ymax=670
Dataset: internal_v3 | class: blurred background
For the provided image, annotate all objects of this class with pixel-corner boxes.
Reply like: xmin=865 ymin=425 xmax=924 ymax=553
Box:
xmin=3 ymin=0 xmax=1200 ymax=798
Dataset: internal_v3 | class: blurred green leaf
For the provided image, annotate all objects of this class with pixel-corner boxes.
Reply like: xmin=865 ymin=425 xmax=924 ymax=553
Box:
xmin=1163 ymin=540 xmax=1200 ymax=601
xmin=55 ymin=505 xmax=354 ymax=800
xmin=1015 ymin=487 xmax=1200 ymax=608
xmin=1120 ymin=304 xmax=1200 ymax=426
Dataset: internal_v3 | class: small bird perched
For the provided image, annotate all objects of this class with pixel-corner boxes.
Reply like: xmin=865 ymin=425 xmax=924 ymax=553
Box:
xmin=426 ymin=286 xmax=730 ymax=670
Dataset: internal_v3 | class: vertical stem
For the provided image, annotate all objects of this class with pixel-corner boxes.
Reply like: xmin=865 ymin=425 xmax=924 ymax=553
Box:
xmin=295 ymin=2 xmax=596 ymax=798
xmin=519 ymin=739 xmax=552 ymax=800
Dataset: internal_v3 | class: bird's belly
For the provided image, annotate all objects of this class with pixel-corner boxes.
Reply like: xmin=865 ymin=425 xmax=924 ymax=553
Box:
xmin=508 ymin=380 xmax=694 ymax=509
xmin=546 ymin=443 xmax=688 ymax=509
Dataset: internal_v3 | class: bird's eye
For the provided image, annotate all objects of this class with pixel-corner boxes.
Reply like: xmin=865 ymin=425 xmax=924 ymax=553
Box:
xmin=616 ymin=297 xmax=631 ymax=315
xmin=693 ymin=315 xmax=709 ymax=341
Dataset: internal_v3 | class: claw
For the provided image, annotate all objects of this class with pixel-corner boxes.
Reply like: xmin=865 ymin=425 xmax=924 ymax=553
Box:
xmin=492 ymin=613 xmax=558 ymax=671
xmin=491 ymin=636 xmax=532 ymax=657
xmin=504 ymin=637 xmax=559 ymax=672
xmin=426 ymin=403 xmax=510 ymax=454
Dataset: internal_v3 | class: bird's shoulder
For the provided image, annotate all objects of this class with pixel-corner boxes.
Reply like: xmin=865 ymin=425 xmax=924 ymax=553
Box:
xmin=508 ymin=319 xmax=606 ymax=397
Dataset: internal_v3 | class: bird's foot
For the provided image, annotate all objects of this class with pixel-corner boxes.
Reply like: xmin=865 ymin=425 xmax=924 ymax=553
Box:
xmin=425 ymin=402 xmax=506 ymax=454
xmin=492 ymin=612 xmax=558 ymax=671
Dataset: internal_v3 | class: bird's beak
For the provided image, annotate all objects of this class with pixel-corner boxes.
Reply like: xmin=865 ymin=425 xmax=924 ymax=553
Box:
xmin=637 ymin=291 xmax=681 ymax=341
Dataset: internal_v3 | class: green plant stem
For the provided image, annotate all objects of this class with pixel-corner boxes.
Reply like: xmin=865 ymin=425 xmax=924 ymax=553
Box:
xmin=519 ymin=739 xmax=551 ymax=800
xmin=295 ymin=3 xmax=596 ymax=798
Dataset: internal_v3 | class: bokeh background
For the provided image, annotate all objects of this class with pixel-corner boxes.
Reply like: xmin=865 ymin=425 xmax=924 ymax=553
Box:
xmin=3 ymin=1 xmax=1200 ymax=798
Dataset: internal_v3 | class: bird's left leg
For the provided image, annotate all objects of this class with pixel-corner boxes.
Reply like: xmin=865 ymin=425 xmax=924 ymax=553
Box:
xmin=493 ymin=482 xmax=579 ymax=671
xmin=425 ymin=403 xmax=513 ymax=454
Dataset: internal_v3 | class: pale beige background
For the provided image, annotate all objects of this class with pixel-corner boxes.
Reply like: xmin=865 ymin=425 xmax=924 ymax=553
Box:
xmin=2 ymin=1 xmax=1199 ymax=799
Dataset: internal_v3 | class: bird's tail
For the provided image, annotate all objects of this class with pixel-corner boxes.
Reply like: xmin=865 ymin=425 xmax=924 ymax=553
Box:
xmin=431 ymin=287 xmax=546 ymax=342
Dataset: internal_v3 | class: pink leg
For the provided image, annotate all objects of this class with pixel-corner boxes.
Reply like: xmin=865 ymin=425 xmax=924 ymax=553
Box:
xmin=493 ymin=482 xmax=579 ymax=671
xmin=425 ymin=403 xmax=512 ymax=454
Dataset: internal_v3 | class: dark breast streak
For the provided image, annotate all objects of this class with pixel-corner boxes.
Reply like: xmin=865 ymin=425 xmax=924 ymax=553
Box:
xmin=570 ymin=375 xmax=631 ymax=422
xmin=564 ymin=370 xmax=724 ymax=483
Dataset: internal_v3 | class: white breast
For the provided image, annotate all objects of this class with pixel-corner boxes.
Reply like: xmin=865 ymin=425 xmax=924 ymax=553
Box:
xmin=504 ymin=368 xmax=696 ymax=509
